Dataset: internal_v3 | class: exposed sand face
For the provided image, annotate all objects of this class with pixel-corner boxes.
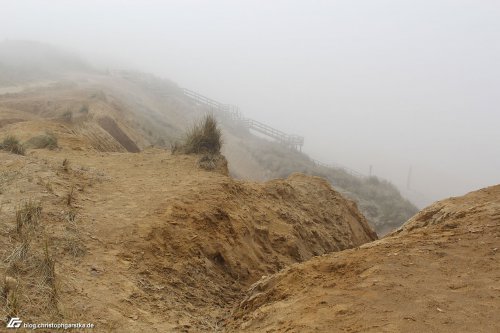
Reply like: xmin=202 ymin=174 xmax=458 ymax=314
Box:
xmin=0 ymin=96 xmax=375 ymax=331
xmin=1 ymin=79 xmax=498 ymax=332
xmin=227 ymin=185 xmax=500 ymax=333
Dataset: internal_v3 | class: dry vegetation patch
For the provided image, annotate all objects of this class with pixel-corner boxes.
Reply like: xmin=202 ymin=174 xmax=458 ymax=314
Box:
xmin=0 ymin=135 xmax=25 ymax=155
xmin=174 ymin=114 xmax=228 ymax=173
xmin=2 ymin=199 xmax=61 ymax=323
xmin=26 ymin=132 xmax=58 ymax=150
xmin=176 ymin=114 xmax=222 ymax=155
xmin=15 ymin=200 xmax=42 ymax=234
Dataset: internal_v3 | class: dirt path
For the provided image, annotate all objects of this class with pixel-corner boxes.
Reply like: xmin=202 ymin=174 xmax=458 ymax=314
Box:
xmin=57 ymin=150 xmax=220 ymax=331
xmin=0 ymin=145 xmax=374 ymax=332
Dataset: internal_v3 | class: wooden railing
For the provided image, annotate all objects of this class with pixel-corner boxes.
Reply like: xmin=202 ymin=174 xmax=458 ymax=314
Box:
xmin=182 ymin=88 xmax=368 ymax=177
xmin=243 ymin=119 xmax=304 ymax=147
xmin=311 ymin=159 xmax=365 ymax=178
xmin=182 ymin=88 xmax=304 ymax=150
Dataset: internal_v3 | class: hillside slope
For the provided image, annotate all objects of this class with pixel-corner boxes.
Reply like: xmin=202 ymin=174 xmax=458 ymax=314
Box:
xmin=1 ymin=42 xmax=498 ymax=333
xmin=102 ymin=71 xmax=419 ymax=234
xmin=222 ymin=134 xmax=418 ymax=234
xmin=0 ymin=38 xmax=418 ymax=234
xmin=0 ymin=115 xmax=376 ymax=331
xmin=226 ymin=185 xmax=500 ymax=332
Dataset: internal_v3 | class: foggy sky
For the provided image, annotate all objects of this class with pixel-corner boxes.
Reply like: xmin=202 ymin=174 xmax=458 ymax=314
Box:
xmin=1 ymin=0 xmax=499 ymax=206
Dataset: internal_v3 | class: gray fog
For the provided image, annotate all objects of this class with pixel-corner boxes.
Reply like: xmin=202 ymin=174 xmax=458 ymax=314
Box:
xmin=2 ymin=0 xmax=499 ymax=206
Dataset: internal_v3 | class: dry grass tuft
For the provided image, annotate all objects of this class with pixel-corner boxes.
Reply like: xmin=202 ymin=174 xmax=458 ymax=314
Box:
xmin=0 ymin=135 xmax=25 ymax=155
xmin=2 ymin=201 xmax=61 ymax=320
xmin=62 ymin=158 xmax=70 ymax=172
xmin=15 ymin=200 xmax=42 ymax=234
xmin=39 ymin=242 xmax=56 ymax=289
xmin=4 ymin=277 xmax=19 ymax=318
xmin=63 ymin=236 xmax=86 ymax=258
xmin=66 ymin=186 xmax=75 ymax=206
xmin=61 ymin=111 xmax=73 ymax=122
xmin=5 ymin=238 xmax=31 ymax=272
xmin=177 ymin=114 xmax=222 ymax=154
xmin=63 ymin=210 xmax=86 ymax=257
xmin=38 ymin=178 xmax=53 ymax=193
xmin=31 ymin=241 xmax=58 ymax=307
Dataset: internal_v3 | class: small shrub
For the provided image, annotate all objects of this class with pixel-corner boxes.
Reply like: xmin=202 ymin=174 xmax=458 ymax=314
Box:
xmin=179 ymin=114 xmax=222 ymax=154
xmin=0 ymin=135 xmax=25 ymax=155
xmin=26 ymin=133 xmax=58 ymax=150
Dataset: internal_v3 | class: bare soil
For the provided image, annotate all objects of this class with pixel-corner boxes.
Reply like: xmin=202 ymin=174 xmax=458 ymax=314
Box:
xmin=227 ymin=185 xmax=500 ymax=332
xmin=0 ymin=114 xmax=375 ymax=331
xmin=1 ymin=80 xmax=498 ymax=332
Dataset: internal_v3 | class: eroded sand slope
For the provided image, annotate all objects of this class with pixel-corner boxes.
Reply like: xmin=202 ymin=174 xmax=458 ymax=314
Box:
xmin=0 ymin=108 xmax=376 ymax=331
xmin=227 ymin=185 xmax=500 ymax=332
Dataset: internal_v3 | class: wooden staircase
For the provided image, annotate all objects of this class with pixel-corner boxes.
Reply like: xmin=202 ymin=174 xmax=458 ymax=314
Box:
xmin=183 ymin=88 xmax=304 ymax=150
